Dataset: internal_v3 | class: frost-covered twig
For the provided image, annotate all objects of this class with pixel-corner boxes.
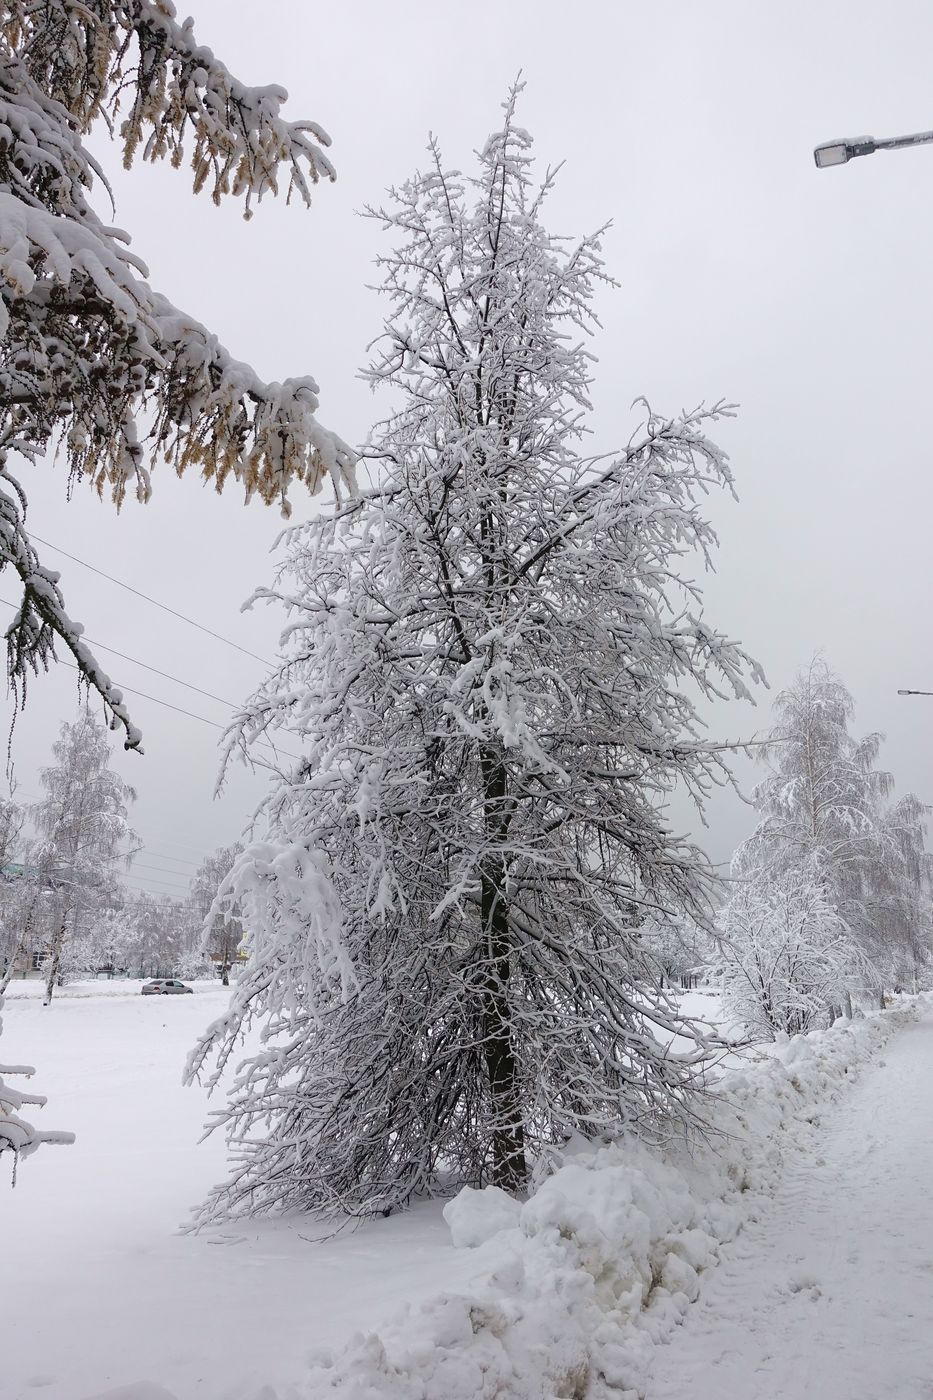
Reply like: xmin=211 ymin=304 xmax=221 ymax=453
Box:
xmin=0 ymin=993 xmax=74 ymax=1181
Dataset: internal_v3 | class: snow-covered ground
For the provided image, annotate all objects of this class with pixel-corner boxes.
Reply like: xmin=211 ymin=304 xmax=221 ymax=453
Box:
xmin=1 ymin=982 xmax=483 ymax=1400
xmin=1 ymin=981 xmax=924 ymax=1400
xmin=647 ymin=1008 xmax=933 ymax=1399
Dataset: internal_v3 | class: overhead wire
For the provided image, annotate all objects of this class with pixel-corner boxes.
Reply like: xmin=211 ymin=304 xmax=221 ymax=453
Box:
xmin=127 ymin=859 xmax=199 ymax=880
xmin=28 ymin=532 xmax=274 ymax=666
xmin=2 ymin=541 xmax=299 ymax=886
xmin=0 ymin=599 xmax=302 ymax=764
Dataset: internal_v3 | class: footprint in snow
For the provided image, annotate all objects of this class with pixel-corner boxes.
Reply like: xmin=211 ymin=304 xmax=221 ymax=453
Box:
xmin=787 ymin=1272 xmax=822 ymax=1298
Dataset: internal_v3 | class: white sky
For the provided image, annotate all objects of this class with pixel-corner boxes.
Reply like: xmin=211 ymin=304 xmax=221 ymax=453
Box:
xmin=7 ymin=0 xmax=933 ymax=894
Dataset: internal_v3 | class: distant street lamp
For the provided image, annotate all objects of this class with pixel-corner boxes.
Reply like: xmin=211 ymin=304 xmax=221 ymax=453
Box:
xmin=897 ymin=688 xmax=933 ymax=697
xmin=814 ymin=129 xmax=933 ymax=169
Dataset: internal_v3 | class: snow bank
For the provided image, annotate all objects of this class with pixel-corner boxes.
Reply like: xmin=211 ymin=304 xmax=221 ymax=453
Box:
xmin=290 ymin=998 xmax=921 ymax=1400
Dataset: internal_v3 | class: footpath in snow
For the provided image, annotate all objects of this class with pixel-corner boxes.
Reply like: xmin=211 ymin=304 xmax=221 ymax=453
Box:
xmin=294 ymin=1000 xmax=925 ymax=1400
xmin=646 ymin=1006 xmax=933 ymax=1400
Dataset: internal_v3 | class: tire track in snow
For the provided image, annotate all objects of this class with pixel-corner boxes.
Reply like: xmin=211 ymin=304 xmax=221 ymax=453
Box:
xmin=646 ymin=1010 xmax=933 ymax=1400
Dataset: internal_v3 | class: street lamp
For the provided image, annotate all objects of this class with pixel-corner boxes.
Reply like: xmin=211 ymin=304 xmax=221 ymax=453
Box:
xmin=814 ymin=129 xmax=933 ymax=169
xmin=897 ymin=688 xmax=933 ymax=697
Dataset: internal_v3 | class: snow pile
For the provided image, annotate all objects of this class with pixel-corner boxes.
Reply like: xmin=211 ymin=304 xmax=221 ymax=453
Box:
xmin=289 ymin=999 xmax=919 ymax=1400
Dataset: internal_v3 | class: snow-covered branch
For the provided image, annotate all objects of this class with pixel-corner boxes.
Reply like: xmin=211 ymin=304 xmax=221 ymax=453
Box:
xmin=0 ymin=3 xmax=353 ymax=747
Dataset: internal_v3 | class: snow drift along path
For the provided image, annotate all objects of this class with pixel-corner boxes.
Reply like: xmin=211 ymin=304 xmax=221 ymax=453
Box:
xmin=647 ymin=1006 xmax=933 ymax=1400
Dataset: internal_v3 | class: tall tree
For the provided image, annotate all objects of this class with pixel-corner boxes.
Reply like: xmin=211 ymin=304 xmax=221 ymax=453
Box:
xmin=0 ymin=1 xmax=354 ymax=747
xmin=0 ymin=792 xmax=26 ymax=979
xmin=187 ymin=91 xmax=760 ymax=1219
xmin=30 ymin=708 xmax=136 ymax=1003
xmin=191 ymin=844 xmax=243 ymax=984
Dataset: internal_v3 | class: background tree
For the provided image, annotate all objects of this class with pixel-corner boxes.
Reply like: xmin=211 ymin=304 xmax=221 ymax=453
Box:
xmin=29 ymin=708 xmax=136 ymax=1003
xmin=187 ymin=92 xmax=760 ymax=1220
xmin=0 ymin=1 xmax=354 ymax=747
xmin=718 ymin=866 xmax=860 ymax=1038
xmin=191 ymin=845 xmax=243 ymax=984
xmin=735 ymin=658 xmax=931 ymax=1006
xmin=0 ymin=792 xmax=27 ymax=979
xmin=639 ymin=914 xmax=713 ymax=991
xmin=0 ymin=791 xmax=23 ymax=870
xmin=123 ymin=891 xmax=193 ymax=979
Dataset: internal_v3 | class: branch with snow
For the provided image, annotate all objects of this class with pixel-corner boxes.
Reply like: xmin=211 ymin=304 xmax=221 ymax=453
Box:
xmin=0 ymin=2 xmax=353 ymax=747
xmin=0 ymin=993 xmax=74 ymax=1181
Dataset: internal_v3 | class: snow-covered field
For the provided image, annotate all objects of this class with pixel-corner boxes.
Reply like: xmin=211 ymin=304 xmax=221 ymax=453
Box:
xmin=2 ymin=981 xmax=925 ymax=1400
xmin=1 ymin=982 xmax=484 ymax=1400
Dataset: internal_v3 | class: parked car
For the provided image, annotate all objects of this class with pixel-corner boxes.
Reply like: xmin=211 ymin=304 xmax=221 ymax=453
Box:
xmin=141 ymin=979 xmax=193 ymax=995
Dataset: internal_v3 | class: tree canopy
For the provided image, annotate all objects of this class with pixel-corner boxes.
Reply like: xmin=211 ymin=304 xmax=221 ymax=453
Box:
xmin=187 ymin=91 xmax=761 ymax=1219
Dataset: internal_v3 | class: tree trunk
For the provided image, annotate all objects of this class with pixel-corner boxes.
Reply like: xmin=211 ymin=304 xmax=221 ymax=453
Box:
xmin=44 ymin=920 xmax=67 ymax=1006
xmin=479 ymin=743 xmax=526 ymax=1194
xmin=0 ymin=940 xmax=21 ymax=994
xmin=844 ymin=991 xmax=854 ymax=1019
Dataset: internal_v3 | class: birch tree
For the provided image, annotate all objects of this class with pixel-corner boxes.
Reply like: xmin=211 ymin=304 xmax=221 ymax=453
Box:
xmin=191 ymin=844 xmax=243 ymax=984
xmin=736 ymin=658 xmax=931 ymax=1001
xmin=29 ymin=708 xmax=136 ymax=1003
xmin=187 ymin=90 xmax=761 ymax=1219
xmin=0 ymin=793 xmax=26 ymax=976
xmin=0 ymin=1 xmax=354 ymax=748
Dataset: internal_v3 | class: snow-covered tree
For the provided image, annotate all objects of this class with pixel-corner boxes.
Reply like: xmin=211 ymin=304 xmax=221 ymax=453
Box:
xmin=174 ymin=943 xmax=211 ymax=981
xmin=0 ymin=793 xmax=27 ymax=978
xmin=736 ymin=658 xmax=931 ymax=999
xmin=187 ymin=91 xmax=761 ymax=1220
xmin=718 ymin=867 xmax=858 ymax=1038
xmin=639 ymin=913 xmax=713 ymax=990
xmin=874 ymin=792 xmax=933 ymax=990
xmin=122 ymin=891 xmax=194 ymax=977
xmin=0 ymin=1 xmax=355 ymax=747
xmin=28 ymin=708 xmax=136 ymax=1002
xmin=191 ymin=844 xmax=243 ymax=984
xmin=0 ymin=791 xmax=24 ymax=869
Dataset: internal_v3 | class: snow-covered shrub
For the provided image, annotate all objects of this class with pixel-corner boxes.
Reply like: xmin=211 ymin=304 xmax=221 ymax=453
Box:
xmin=718 ymin=868 xmax=857 ymax=1038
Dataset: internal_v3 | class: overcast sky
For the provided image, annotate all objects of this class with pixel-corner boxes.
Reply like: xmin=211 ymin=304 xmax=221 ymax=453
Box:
xmin=7 ymin=0 xmax=933 ymax=896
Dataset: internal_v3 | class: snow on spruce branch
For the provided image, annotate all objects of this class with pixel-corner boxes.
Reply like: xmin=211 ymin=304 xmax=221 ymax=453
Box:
xmin=0 ymin=2 xmax=353 ymax=747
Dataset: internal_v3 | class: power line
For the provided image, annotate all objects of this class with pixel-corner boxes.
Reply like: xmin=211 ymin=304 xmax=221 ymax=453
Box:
xmin=127 ymin=860 xmax=196 ymax=882
xmin=121 ymin=877 xmax=191 ymax=895
xmin=76 ymin=637 xmax=236 ymax=710
xmin=136 ymin=849 xmax=202 ymax=869
xmin=29 ymin=532 xmax=273 ymax=666
xmin=0 ymin=598 xmax=236 ymax=709
xmin=120 ymin=868 xmax=192 ymax=892
xmin=0 ymin=598 xmax=301 ymax=764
